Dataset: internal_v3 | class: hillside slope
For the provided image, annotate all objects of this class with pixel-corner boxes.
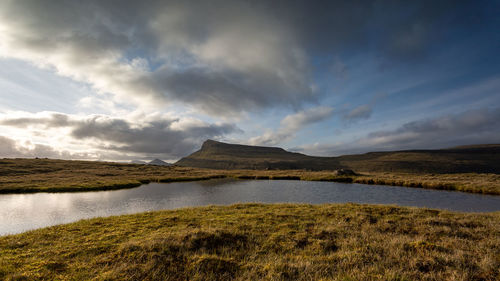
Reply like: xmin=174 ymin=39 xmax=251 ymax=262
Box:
xmin=176 ymin=140 xmax=341 ymax=170
xmin=176 ymin=140 xmax=500 ymax=174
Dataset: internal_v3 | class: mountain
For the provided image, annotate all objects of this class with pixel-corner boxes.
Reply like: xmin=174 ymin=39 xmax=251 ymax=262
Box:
xmin=176 ymin=139 xmax=341 ymax=170
xmin=148 ymin=159 xmax=171 ymax=166
xmin=175 ymin=140 xmax=500 ymax=174
xmin=130 ymin=160 xmax=147 ymax=165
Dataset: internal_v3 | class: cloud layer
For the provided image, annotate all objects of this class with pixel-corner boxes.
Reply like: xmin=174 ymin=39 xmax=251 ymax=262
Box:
xmin=295 ymin=107 xmax=500 ymax=156
xmin=342 ymin=105 xmax=372 ymax=123
xmin=0 ymin=0 xmax=315 ymax=116
xmin=249 ymin=106 xmax=333 ymax=146
xmin=0 ymin=112 xmax=239 ymax=159
xmin=0 ymin=0 xmax=478 ymax=116
xmin=0 ymin=135 xmax=69 ymax=159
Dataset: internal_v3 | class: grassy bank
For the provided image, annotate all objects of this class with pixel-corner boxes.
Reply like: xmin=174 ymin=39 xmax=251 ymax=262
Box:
xmin=0 ymin=158 xmax=228 ymax=193
xmin=1 ymin=204 xmax=499 ymax=280
xmin=1 ymin=158 xmax=499 ymax=194
xmin=232 ymin=170 xmax=500 ymax=195
xmin=351 ymin=173 xmax=500 ymax=195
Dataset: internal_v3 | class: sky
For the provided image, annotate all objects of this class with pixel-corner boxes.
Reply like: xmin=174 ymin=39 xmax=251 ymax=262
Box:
xmin=0 ymin=0 xmax=499 ymax=161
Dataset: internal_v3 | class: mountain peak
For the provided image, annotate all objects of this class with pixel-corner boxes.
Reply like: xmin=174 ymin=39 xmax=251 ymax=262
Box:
xmin=200 ymin=139 xmax=287 ymax=152
xmin=148 ymin=159 xmax=171 ymax=166
xmin=201 ymin=139 xmax=221 ymax=148
xmin=176 ymin=139 xmax=319 ymax=170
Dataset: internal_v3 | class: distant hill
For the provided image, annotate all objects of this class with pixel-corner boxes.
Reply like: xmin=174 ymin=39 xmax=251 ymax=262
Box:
xmin=130 ymin=160 xmax=147 ymax=165
xmin=148 ymin=159 xmax=171 ymax=166
xmin=176 ymin=140 xmax=341 ymax=170
xmin=175 ymin=140 xmax=500 ymax=174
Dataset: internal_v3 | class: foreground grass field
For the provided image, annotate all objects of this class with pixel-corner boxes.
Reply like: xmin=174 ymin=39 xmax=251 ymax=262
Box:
xmin=1 ymin=204 xmax=499 ymax=280
xmin=1 ymin=158 xmax=499 ymax=194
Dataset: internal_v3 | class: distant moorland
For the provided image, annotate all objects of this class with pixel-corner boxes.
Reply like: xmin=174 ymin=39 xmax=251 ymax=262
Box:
xmin=0 ymin=158 xmax=499 ymax=195
xmin=1 ymin=203 xmax=499 ymax=280
xmin=0 ymin=140 xmax=500 ymax=195
xmin=177 ymin=140 xmax=500 ymax=174
xmin=1 ymin=140 xmax=499 ymax=194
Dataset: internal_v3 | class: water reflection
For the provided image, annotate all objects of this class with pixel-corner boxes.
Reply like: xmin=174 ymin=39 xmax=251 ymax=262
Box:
xmin=1 ymin=179 xmax=499 ymax=235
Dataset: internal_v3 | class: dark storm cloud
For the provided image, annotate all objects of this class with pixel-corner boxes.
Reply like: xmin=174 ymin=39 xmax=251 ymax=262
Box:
xmin=0 ymin=0 xmax=489 ymax=115
xmin=152 ymin=68 xmax=311 ymax=116
xmin=71 ymin=117 xmax=238 ymax=157
xmin=0 ymin=113 xmax=240 ymax=158
xmin=295 ymin=107 xmax=500 ymax=156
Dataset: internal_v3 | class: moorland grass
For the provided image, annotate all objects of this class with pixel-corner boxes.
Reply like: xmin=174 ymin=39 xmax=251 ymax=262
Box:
xmin=0 ymin=203 xmax=499 ymax=280
xmin=0 ymin=158 xmax=228 ymax=193
xmin=0 ymin=158 xmax=499 ymax=194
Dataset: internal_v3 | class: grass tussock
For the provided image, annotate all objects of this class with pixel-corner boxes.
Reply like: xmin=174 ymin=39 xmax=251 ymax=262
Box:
xmin=0 ymin=158 xmax=499 ymax=195
xmin=0 ymin=203 xmax=499 ymax=280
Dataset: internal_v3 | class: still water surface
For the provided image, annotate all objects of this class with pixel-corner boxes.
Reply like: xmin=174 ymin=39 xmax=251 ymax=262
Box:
xmin=1 ymin=179 xmax=499 ymax=235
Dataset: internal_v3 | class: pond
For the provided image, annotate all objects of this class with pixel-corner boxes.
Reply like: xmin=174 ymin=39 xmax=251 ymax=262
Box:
xmin=1 ymin=179 xmax=499 ymax=235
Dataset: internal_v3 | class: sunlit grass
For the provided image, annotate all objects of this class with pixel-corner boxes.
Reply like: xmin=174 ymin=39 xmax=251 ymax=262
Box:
xmin=1 ymin=203 xmax=499 ymax=280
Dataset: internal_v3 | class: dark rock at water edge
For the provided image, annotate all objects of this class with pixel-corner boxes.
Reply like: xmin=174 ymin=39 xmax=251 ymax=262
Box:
xmin=333 ymin=169 xmax=356 ymax=176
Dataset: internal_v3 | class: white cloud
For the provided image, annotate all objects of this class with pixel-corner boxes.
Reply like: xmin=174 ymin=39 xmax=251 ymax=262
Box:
xmin=0 ymin=111 xmax=240 ymax=160
xmin=249 ymin=106 xmax=333 ymax=146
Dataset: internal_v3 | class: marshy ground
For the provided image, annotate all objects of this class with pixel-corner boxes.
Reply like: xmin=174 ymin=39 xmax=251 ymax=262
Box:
xmin=2 ymin=159 xmax=499 ymax=280
xmin=0 ymin=203 xmax=499 ymax=280
xmin=1 ymin=158 xmax=499 ymax=194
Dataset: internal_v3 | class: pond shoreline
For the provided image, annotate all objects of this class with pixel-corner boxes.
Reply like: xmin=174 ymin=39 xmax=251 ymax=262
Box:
xmin=2 ymin=179 xmax=500 ymax=236
xmin=1 ymin=173 xmax=498 ymax=195
xmin=1 ymin=159 xmax=499 ymax=195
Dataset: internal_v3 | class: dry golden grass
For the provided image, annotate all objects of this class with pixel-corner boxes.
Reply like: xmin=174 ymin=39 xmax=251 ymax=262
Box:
xmin=1 ymin=203 xmax=499 ymax=280
xmin=0 ymin=158 xmax=227 ymax=193
xmin=1 ymin=158 xmax=499 ymax=194
xmin=352 ymin=172 xmax=500 ymax=195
